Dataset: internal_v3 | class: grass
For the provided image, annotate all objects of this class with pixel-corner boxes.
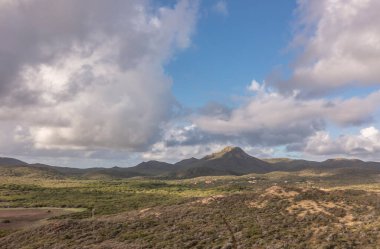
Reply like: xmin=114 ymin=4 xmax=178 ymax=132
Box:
xmin=1 ymin=170 xmax=379 ymax=218
xmin=0 ymin=170 xmax=379 ymax=248
xmin=0 ymin=177 xmax=226 ymax=218
xmin=324 ymin=183 xmax=380 ymax=192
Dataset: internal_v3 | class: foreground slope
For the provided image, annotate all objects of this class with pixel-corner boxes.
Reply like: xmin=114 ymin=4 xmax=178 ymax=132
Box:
xmin=1 ymin=162 xmax=380 ymax=248
xmin=1 ymin=186 xmax=379 ymax=249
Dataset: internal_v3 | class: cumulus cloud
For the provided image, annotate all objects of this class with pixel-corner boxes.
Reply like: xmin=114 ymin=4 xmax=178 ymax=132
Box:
xmin=150 ymin=0 xmax=380 ymax=161
xmin=1 ymin=0 xmax=380 ymax=164
xmin=194 ymin=87 xmax=380 ymax=147
xmin=141 ymin=123 xmax=277 ymax=162
xmin=277 ymin=0 xmax=380 ymax=96
xmin=142 ymin=142 xmax=225 ymax=162
xmin=304 ymin=126 xmax=380 ymax=160
xmin=140 ymin=122 xmax=276 ymax=162
xmin=0 ymin=0 xmax=198 ymax=153
xmin=142 ymin=141 xmax=278 ymax=162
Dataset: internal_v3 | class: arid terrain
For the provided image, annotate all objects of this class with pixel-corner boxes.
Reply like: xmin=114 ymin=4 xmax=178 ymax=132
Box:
xmin=0 ymin=148 xmax=380 ymax=248
xmin=0 ymin=208 xmax=82 ymax=230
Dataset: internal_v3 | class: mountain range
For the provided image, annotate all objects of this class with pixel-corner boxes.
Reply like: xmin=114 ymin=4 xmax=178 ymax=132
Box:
xmin=1 ymin=146 xmax=380 ymax=179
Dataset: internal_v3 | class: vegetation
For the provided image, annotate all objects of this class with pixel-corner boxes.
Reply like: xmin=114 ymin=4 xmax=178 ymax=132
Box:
xmin=0 ymin=179 xmax=221 ymax=218
xmin=0 ymin=169 xmax=379 ymax=248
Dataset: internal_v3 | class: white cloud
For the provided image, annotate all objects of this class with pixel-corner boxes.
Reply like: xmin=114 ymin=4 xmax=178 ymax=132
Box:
xmin=142 ymin=142 xmax=279 ymax=162
xmin=157 ymin=0 xmax=380 ymax=161
xmin=1 ymin=0 xmax=380 ymax=165
xmin=279 ymin=0 xmax=380 ymax=95
xmin=247 ymin=80 xmax=263 ymax=92
xmin=140 ymin=123 xmax=277 ymax=162
xmin=212 ymin=0 xmax=228 ymax=16
xmin=0 ymin=0 xmax=198 ymax=153
xmin=142 ymin=142 xmax=225 ymax=162
xmin=361 ymin=126 xmax=379 ymax=138
xmin=194 ymin=88 xmax=380 ymax=146
xmin=304 ymin=126 xmax=380 ymax=160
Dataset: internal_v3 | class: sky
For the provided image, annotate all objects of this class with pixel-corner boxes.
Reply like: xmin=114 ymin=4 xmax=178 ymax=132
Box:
xmin=0 ymin=0 xmax=379 ymax=168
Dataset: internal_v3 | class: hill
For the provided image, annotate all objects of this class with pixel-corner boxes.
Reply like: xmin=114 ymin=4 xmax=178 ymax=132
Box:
xmin=170 ymin=146 xmax=272 ymax=177
xmin=0 ymin=157 xmax=27 ymax=166
xmin=1 ymin=147 xmax=380 ymax=179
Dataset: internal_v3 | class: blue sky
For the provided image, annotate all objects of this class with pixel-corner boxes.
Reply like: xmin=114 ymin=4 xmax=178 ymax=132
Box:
xmin=170 ymin=0 xmax=297 ymax=108
xmin=0 ymin=0 xmax=379 ymax=167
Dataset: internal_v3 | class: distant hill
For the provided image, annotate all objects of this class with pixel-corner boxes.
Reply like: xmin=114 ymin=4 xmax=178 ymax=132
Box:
xmin=0 ymin=164 xmax=66 ymax=179
xmin=174 ymin=157 xmax=199 ymax=167
xmin=122 ymin=146 xmax=273 ymax=178
xmin=170 ymin=146 xmax=272 ymax=178
xmin=0 ymin=157 xmax=27 ymax=166
xmin=1 ymin=147 xmax=380 ymax=179
xmin=262 ymin=158 xmax=293 ymax=164
xmin=126 ymin=161 xmax=177 ymax=176
xmin=269 ymin=159 xmax=320 ymax=171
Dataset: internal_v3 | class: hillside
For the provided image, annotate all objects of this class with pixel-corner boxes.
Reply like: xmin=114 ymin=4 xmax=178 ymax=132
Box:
xmin=170 ymin=146 xmax=272 ymax=177
xmin=1 ymin=147 xmax=380 ymax=179
xmin=0 ymin=158 xmax=27 ymax=166
xmin=1 ymin=184 xmax=379 ymax=248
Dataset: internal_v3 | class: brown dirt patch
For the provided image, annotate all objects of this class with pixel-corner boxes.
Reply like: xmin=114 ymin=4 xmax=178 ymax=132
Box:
xmin=138 ymin=208 xmax=161 ymax=218
xmin=261 ymin=186 xmax=299 ymax=199
xmin=0 ymin=208 xmax=82 ymax=230
xmin=286 ymin=200 xmax=362 ymax=226
xmin=287 ymin=200 xmax=332 ymax=217
xmin=247 ymin=200 xmax=269 ymax=209
xmin=196 ymin=195 xmax=225 ymax=205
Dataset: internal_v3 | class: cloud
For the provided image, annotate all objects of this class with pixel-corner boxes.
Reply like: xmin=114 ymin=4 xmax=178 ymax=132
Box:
xmin=1 ymin=0 xmax=379 ymax=164
xmin=276 ymin=0 xmax=380 ymax=96
xmin=212 ymin=0 xmax=228 ymax=16
xmin=0 ymin=0 xmax=198 ymax=153
xmin=140 ymin=122 xmax=277 ymax=162
xmin=142 ymin=142 xmax=225 ymax=162
xmin=155 ymin=0 xmax=380 ymax=161
xmin=304 ymin=126 xmax=380 ymax=160
xmin=142 ymin=141 xmax=277 ymax=162
xmin=141 ymin=123 xmax=277 ymax=162
xmin=194 ymin=86 xmax=380 ymax=147
xmin=247 ymin=80 xmax=264 ymax=93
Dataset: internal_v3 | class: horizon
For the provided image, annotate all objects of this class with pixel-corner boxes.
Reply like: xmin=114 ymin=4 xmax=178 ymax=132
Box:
xmin=1 ymin=0 xmax=380 ymax=168
xmin=1 ymin=145 xmax=376 ymax=169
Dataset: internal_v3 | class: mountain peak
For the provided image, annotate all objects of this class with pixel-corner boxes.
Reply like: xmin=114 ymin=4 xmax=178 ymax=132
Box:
xmin=204 ymin=146 xmax=249 ymax=160
xmin=221 ymin=146 xmax=240 ymax=153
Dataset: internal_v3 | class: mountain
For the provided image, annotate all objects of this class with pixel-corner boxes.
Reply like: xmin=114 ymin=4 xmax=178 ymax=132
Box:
xmin=126 ymin=160 xmax=177 ymax=176
xmin=1 ymin=147 xmax=380 ymax=179
xmin=320 ymin=158 xmax=366 ymax=168
xmin=269 ymin=159 xmax=320 ymax=171
xmin=265 ymin=157 xmax=380 ymax=179
xmin=0 ymin=157 xmax=27 ymax=166
xmin=81 ymin=166 xmax=146 ymax=179
xmin=0 ymin=163 xmax=67 ymax=179
xmin=174 ymin=157 xmax=199 ymax=167
xmin=171 ymin=147 xmax=273 ymax=177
